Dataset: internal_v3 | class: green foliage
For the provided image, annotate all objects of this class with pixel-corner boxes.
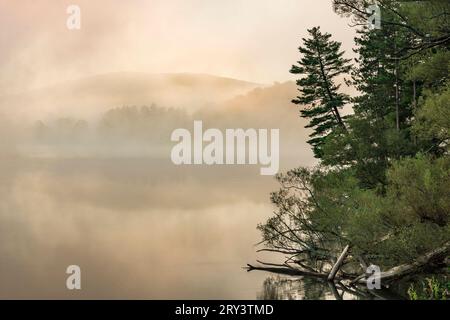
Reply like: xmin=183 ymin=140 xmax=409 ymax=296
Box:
xmin=408 ymin=51 xmax=450 ymax=88
xmin=259 ymin=155 xmax=449 ymax=268
xmin=290 ymin=26 xmax=352 ymax=158
xmin=408 ymin=275 xmax=450 ymax=300
xmin=413 ymin=84 xmax=450 ymax=153
xmin=259 ymin=0 xmax=450 ymax=290
xmin=386 ymin=156 xmax=450 ymax=226
xmin=320 ymin=6 xmax=424 ymax=188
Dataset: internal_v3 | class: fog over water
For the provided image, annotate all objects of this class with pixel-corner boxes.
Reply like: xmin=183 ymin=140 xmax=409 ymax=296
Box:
xmin=0 ymin=0 xmax=357 ymax=299
xmin=0 ymin=156 xmax=275 ymax=298
xmin=0 ymin=73 xmax=323 ymax=299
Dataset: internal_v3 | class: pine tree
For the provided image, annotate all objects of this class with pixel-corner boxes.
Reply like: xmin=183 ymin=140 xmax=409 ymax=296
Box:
xmin=290 ymin=26 xmax=352 ymax=158
xmin=256 ymin=1 xmax=450 ymax=299
xmin=322 ymin=11 xmax=420 ymax=188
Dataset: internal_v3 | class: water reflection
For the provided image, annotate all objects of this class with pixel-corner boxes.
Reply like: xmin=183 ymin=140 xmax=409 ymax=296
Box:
xmin=258 ymin=277 xmax=336 ymax=300
xmin=0 ymin=155 xmax=278 ymax=299
xmin=257 ymin=276 xmax=408 ymax=300
xmin=0 ymin=154 xmax=415 ymax=300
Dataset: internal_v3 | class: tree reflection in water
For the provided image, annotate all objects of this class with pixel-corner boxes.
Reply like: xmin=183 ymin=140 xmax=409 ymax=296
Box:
xmin=258 ymin=276 xmax=334 ymax=300
xmin=257 ymin=276 xmax=407 ymax=300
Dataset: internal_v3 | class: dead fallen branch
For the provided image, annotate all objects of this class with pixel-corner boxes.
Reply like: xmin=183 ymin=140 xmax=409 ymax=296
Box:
xmin=355 ymin=241 xmax=450 ymax=285
xmin=247 ymin=242 xmax=450 ymax=285
xmin=246 ymin=264 xmax=343 ymax=280
xmin=328 ymin=245 xmax=350 ymax=281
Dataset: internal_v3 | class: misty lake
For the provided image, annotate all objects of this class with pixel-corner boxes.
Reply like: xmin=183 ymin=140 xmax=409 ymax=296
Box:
xmin=0 ymin=154 xmax=345 ymax=299
xmin=0 ymin=73 xmax=342 ymax=299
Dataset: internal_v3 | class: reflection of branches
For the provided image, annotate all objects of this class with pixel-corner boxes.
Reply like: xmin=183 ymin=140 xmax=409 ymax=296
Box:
xmin=257 ymin=275 xmax=403 ymax=300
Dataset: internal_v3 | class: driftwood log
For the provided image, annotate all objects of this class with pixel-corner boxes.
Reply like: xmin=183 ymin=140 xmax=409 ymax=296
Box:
xmin=356 ymin=241 xmax=450 ymax=284
xmin=247 ymin=241 xmax=450 ymax=286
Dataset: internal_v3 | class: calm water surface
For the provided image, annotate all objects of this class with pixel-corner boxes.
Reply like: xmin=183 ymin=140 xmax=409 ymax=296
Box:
xmin=0 ymin=155 xmax=363 ymax=299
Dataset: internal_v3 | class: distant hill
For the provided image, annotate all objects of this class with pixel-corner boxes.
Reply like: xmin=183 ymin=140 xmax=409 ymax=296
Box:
xmin=3 ymin=73 xmax=316 ymax=167
xmin=210 ymin=81 xmax=315 ymax=168
xmin=0 ymin=72 xmax=261 ymax=121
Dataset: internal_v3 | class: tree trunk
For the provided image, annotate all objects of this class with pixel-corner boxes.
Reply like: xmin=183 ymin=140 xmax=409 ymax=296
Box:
xmin=395 ymin=36 xmax=400 ymax=131
xmin=356 ymin=241 xmax=450 ymax=284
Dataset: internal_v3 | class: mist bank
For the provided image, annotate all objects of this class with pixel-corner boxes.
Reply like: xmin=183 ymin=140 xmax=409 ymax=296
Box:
xmin=0 ymin=73 xmax=318 ymax=299
xmin=2 ymin=76 xmax=315 ymax=169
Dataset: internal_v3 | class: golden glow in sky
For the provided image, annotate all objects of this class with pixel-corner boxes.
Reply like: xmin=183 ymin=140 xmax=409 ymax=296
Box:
xmin=0 ymin=0 xmax=355 ymax=93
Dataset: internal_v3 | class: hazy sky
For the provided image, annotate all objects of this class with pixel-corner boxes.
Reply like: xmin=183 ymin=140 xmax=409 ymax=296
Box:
xmin=0 ymin=0 xmax=356 ymax=93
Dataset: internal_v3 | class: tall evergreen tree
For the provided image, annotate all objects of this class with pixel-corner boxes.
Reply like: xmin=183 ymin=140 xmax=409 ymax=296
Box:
xmin=290 ymin=26 xmax=352 ymax=158
xmin=321 ymin=13 xmax=419 ymax=188
xmin=255 ymin=2 xmax=450 ymax=298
